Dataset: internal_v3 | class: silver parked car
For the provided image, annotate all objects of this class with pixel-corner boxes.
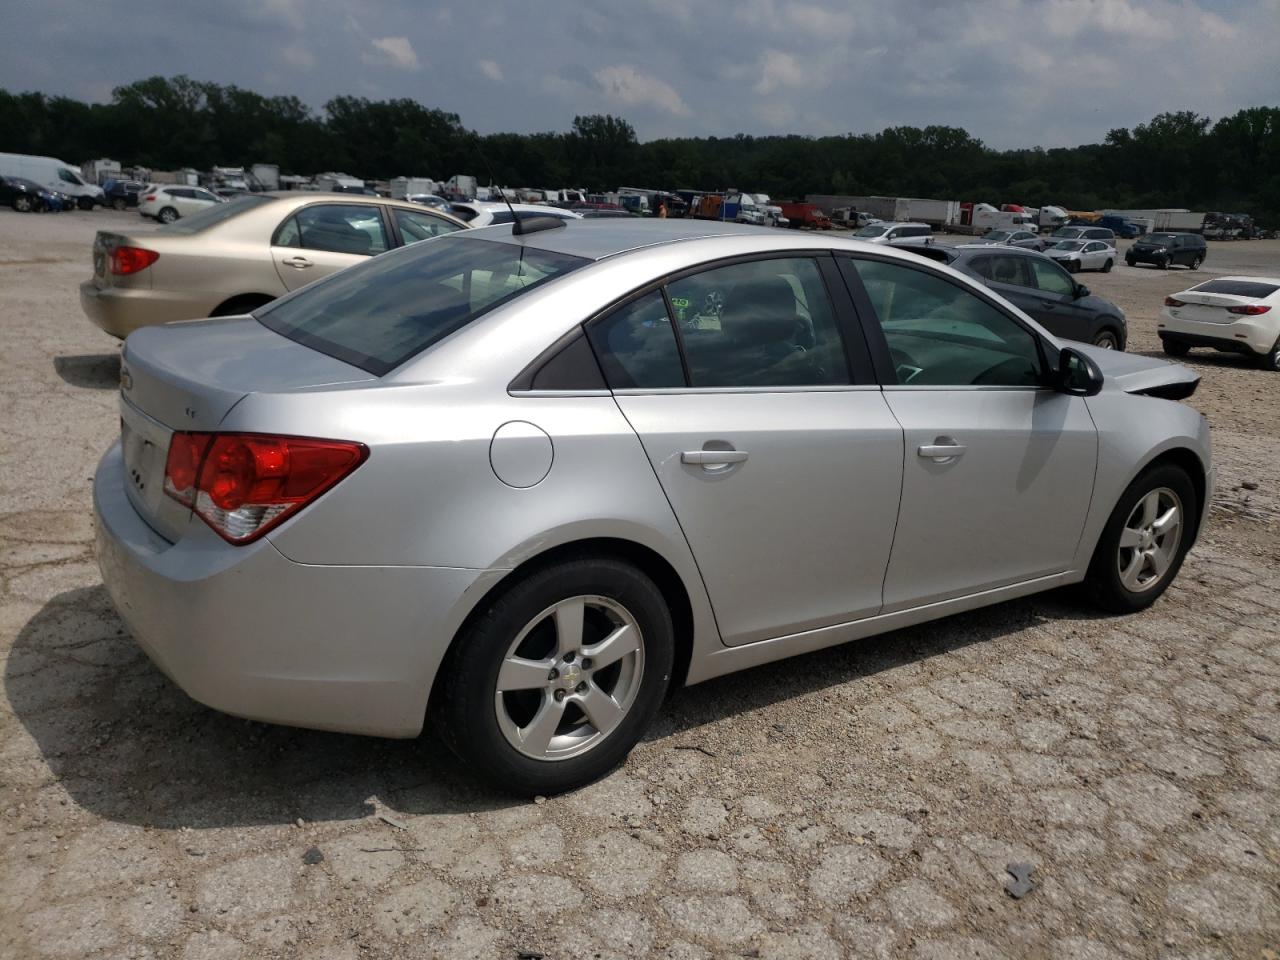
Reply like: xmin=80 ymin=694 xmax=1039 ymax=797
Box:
xmin=1046 ymin=239 xmax=1118 ymax=273
xmin=94 ymin=218 xmax=1213 ymax=794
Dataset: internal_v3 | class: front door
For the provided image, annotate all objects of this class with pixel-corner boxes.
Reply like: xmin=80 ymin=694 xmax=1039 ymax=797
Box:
xmin=840 ymin=255 xmax=1097 ymax=611
xmin=270 ymin=202 xmax=389 ymax=292
xmin=588 ymin=257 xmax=904 ymax=646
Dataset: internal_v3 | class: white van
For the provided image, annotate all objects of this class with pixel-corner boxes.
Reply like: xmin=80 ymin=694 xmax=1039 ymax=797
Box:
xmin=853 ymin=221 xmax=933 ymax=245
xmin=0 ymin=153 xmax=104 ymax=208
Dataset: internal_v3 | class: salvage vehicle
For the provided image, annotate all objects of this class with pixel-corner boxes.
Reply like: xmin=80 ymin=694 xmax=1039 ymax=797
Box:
xmin=896 ymin=242 xmax=1127 ymax=348
xmin=1159 ymin=276 xmax=1280 ymax=369
xmin=0 ymin=176 xmax=55 ymax=212
xmin=81 ymin=192 xmax=468 ymax=338
xmin=776 ymin=201 xmax=832 ymax=229
xmin=95 ymin=219 xmax=1210 ymax=794
xmin=103 ymin=179 xmax=148 ymax=211
xmin=1050 ymin=225 xmax=1116 ymax=244
xmin=1126 ymin=232 xmax=1206 ymax=270
xmin=139 ymin=184 xmax=224 ymax=223
xmin=448 ymin=201 xmax=582 ymax=228
xmin=1046 ymin=239 xmax=1117 ymax=273
xmin=854 ymin=221 xmax=932 ymax=245
xmin=0 ymin=152 xmax=104 ymax=208
xmin=970 ymin=229 xmax=1045 ymax=251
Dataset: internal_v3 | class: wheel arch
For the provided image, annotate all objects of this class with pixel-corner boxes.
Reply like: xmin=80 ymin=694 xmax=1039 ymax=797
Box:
xmin=427 ymin=536 xmax=699 ymax=717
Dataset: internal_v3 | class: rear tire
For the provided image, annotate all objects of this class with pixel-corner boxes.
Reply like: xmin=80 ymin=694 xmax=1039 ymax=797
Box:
xmin=210 ymin=294 xmax=274 ymax=317
xmin=435 ymin=557 xmax=674 ymax=795
xmin=1102 ymin=259 xmax=1113 ymax=273
xmin=1157 ymin=257 xmax=1169 ymax=270
xmin=1125 ymin=255 xmax=1136 ymax=268
xmin=78 ymin=197 xmax=94 ymax=211
xmin=1262 ymin=344 xmax=1280 ymax=372
xmin=1084 ymin=463 xmax=1196 ymax=614
xmin=158 ymin=206 xmax=178 ymax=224
xmin=111 ymin=197 xmax=127 ymax=211
xmin=1161 ymin=338 xmax=1190 ymax=357
xmin=12 ymin=195 xmax=31 ymax=213
xmin=1190 ymin=255 xmax=1203 ymax=270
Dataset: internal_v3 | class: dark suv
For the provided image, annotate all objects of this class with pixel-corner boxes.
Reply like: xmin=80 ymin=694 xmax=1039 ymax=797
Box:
xmin=898 ymin=243 xmax=1128 ymax=349
xmin=102 ymin=179 xmax=148 ymax=211
xmin=1126 ymin=232 xmax=1206 ymax=270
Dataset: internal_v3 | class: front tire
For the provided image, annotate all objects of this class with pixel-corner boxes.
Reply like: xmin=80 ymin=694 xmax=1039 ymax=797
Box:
xmin=436 ymin=557 xmax=674 ymax=795
xmin=1190 ymin=255 xmax=1203 ymax=270
xmin=1093 ymin=329 xmax=1120 ymax=350
xmin=78 ymin=197 xmax=94 ymax=211
xmin=1084 ymin=463 xmax=1196 ymax=614
xmin=1157 ymin=257 xmax=1169 ymax=270
xmin=12 ymin=195 xmax=31 ymax=213
xmin=111 ymin=197 xmax=127 ymax=211
xmin=157 ymin=206 xmax=179 ymax=224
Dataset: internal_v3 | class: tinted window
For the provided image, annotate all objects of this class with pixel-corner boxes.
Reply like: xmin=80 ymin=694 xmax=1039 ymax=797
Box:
xmin=295 ymin=204 xmax=388 ymax=255
xmin=191 ymin=189 xmax=220 ymax=203
xmin=1192 ymin=279 xmax=1278 ymax=298
xmin=1029 ymin=259 xmax=1075 ymax=297
xmin=587 ymin=291 xmax=685 ymax=389
xmin=1085 ymin=242 xmax=1104 ymax=252
xmin=666 ymin=258 xmax=849 ymax=388
xmin=258 ymin=236 xmax=587 ymax=375
xmin=847 ymin=258 xmax=1042 ymax=388
xmin=393 ymin=208 xmax=462 ymax=244
xmin=58 ymin=168 xmax=82 ymax=184
xmin=905 ymin=226 xmax=930 ymax=237
xmin=985 ymin=255 xmax=1034 ymax=288
xmin=155 ymin=194 xmax=272 ymax=234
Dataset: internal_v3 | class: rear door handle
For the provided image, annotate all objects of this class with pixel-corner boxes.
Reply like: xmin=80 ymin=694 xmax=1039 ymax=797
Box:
xmin=918 ymin=442 xmax=966 ymax=462
xmin=681 ymin=450 xmax=749 ymax=466
xmin=282 ymin=256 xmax=313 ymax=269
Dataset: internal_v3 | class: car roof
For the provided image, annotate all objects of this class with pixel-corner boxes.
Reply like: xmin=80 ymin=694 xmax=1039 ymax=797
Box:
xmin=1192 ymin=274 xmax=1280 ymax=286
xmin=868 ymin=221 xmax=929 ymax=228
xmin=467 ymin=217 xmax=781 ymax=261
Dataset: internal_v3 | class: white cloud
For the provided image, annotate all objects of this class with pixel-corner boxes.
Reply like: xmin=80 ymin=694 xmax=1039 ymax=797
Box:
xmin=281 ymin=43 xmax=315 ymax=69
xmin=593 ymin=65 xmax=690 ymax=115
xmin=479 ymin=59 xmax=503 ymax=81
xmin=364 ymin=36 xmax=420 ymax=71
xmin=755 ymin=49 xmax=804 ymax=94
xmin=786 ymin=2 xmax=854 ymax=36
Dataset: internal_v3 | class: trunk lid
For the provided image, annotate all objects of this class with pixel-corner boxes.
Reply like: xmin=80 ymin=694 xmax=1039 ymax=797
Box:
xmin=1170 ymin=291 xmax=1256 ymax=324
xmin=91 ymin=231 xmax=154 ymax=290
xmin=118 ymin=317 xmax=374 ymax=542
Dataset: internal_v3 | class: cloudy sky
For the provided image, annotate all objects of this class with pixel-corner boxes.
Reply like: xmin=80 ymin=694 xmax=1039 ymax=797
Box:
xmin=5 ymin=0 xmax=1278 ymax=148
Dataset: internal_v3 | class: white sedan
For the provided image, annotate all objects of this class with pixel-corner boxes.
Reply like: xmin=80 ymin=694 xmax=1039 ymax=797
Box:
xmin=1159 ymin=276 xmax=1280 ymax=369
xmin=139 ymin=185 xmax=225 ymax=223
xmin=449 ymin=201 xmax=583 ymax=228
xmin=1046 ymin=239 xmax=1117 ymax=273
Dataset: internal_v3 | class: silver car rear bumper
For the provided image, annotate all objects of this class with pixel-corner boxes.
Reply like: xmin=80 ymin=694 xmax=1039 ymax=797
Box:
xmin=93 ymin=442 xmax=485 ymax=738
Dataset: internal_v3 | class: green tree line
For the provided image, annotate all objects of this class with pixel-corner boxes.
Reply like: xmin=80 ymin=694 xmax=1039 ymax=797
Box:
xmin=2 ymin=76 xmax=1277 ymax=223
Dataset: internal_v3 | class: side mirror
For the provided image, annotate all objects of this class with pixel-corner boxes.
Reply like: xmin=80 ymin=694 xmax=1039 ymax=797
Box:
xmin=1057 ymin=346 xmax=1103 ymax=396
xmin=1074 ymin=283 xmax=1089 ymax=299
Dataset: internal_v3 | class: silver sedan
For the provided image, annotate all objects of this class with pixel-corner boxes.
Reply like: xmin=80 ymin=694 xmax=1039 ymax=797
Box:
xmin=94 ymin=218 xmax=1213 ymax=794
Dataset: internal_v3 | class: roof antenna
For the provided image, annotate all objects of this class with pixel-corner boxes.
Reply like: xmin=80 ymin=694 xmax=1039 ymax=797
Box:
xmin=473 ymin=133 xmax=565 ymax=237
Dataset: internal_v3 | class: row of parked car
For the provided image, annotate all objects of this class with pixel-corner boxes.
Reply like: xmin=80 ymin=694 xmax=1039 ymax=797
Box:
xmin=1 ymin=175 xmax=86 ymax=212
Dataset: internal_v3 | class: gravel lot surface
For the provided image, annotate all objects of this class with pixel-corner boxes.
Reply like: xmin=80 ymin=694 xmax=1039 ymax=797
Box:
xmin=2 ymin=209 xmax=1278 ymax=959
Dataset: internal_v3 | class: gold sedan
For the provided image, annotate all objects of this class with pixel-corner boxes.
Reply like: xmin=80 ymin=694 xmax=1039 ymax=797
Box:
xmin=80 ymin=192 xmax=469 ymax=338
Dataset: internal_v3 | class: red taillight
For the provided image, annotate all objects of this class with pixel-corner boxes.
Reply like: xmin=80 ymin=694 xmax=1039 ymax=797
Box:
xmin=163 ymin=432 xmax=368 ymax=544
xmin=1227 ymin=304 xmax=1272 ymax=315
xmin=1163 ymin=296 xmax=1185 ymax=307
xmin=110 ymin=246 xmax=159 ymax=275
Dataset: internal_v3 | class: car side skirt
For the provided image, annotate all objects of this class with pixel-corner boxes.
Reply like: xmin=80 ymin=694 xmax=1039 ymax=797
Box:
xmin=685 ymin=570 xmax=1079 ymax=685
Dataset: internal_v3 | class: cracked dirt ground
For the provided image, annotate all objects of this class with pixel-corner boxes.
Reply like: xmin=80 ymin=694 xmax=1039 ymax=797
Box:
xmin=1 ymin=209 xmax=1278 ymax=959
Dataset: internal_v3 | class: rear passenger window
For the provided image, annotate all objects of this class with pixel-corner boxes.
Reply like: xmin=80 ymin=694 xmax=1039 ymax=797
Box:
xmin=295 ymin=204 xmax=388 ymax=256
xmin=587 ymin=292 xmax=685 ymax=389
xmin=987 ymin=255 xmax=1034 ymax=288
xmin=666 ymin=258 xmax=849 ymax=388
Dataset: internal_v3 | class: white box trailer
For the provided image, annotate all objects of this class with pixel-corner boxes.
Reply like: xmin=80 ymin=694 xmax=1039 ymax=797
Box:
xmin=81 ymin=158 xmax=121 ymax=185
xmin=806 ymin=195 xmax=959 ymax=227
xmin=1102 ymin=209 xmax=1205 ymax=233
xmin=390 ymin=176 xmax=439 ymax=199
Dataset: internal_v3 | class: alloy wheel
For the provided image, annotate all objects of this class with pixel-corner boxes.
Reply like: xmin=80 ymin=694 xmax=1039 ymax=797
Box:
xmin=494 ymin=595 xmax=645 ymax=761
xmin=13 ymin=196 xmax=31 ymax=212
xmin=1117 ymin=487 xmax=1183 ymax=593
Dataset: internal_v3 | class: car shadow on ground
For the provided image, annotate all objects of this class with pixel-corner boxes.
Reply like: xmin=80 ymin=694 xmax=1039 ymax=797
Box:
xmin=6 ymin=583 xmax=1105 ymax=830
xmin=1132 ymin=348 xmax=1264 ymax=372
xmin=53 ymin=353 xmax=120 ymax=390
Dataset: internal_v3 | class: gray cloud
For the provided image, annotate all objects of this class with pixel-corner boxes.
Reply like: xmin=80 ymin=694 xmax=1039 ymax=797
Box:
xmin=2 ymin=0 xmax=1277 ymax=147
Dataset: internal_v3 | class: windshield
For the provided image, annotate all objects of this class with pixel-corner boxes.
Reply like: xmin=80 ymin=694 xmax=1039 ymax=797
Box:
xmin=156 ymin=194 xmax=273 ymax=234
xmin=1051 ymin=241 xmax=1085 ymax=251
xmin=1142 ymin=233 xmax=1178 ymax=245
xmin=257 ymin=236 xmax=589 ymax=375
xmin=1052 ymin=228 xmax=1083 ymax=238
xmin=855 ymin=224 xmax=889 ymax=237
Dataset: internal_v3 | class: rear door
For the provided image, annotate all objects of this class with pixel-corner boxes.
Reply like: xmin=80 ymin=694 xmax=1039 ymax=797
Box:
xmin=270 ymin=203 xmax=390 ymax=291
xmin=839 ymin=254 xmax=1097 ymax=610
xmin=592 ymin=255 xmax=904 ymax=646
xmin=970 ymin=253 xmax=1044 ymax=320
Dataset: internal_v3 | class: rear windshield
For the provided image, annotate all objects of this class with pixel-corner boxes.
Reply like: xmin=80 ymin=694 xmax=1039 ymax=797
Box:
xmin=256 ymin=235 xmax=589 ymax=375
xmin=1191 ymin=279 xmax=1279 ymax=298
xmin=157 ymin=194 xmax=272 ymax=234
